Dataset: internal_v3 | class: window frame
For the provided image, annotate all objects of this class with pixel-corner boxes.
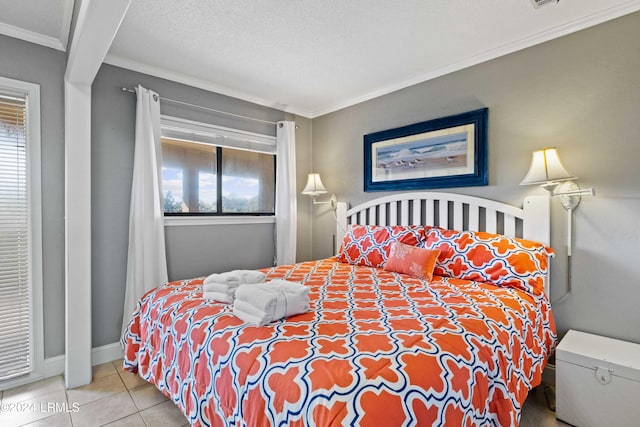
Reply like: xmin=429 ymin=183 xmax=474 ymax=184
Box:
xmin=0 ymin=76 xmax=44 ymax=389
xmin=160 ymin=116 xmax=277 ymax=223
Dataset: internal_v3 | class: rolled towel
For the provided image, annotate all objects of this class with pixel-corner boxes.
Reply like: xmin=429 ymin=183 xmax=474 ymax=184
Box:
xmin=203 ymin=270 xmax=266 ymax=287
xmin=233 ymin=280 xmax=310 ymax=326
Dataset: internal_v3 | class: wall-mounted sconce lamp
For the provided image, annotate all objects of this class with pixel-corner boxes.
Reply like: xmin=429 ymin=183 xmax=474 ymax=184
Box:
xmin=520 ymin=147 xmax=595 ymax=210
xmin=521 ymin=148 xmax=595 ymax=299
xmin=301 ymin=173 xmax=337 ymax=210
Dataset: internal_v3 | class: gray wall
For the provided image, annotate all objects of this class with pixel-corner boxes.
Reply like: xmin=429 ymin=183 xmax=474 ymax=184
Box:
xmin=0 ymin=35 xmax=66 ymax=358
xmin=312 ymin=12 xmax=640 ymax=344
xmin=91 ymin=64 xmax=312 ymax=347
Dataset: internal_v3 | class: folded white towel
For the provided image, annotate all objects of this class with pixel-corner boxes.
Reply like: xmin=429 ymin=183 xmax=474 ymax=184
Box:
xmin=203 ymin=270 xmax=266 ymax=287
xmin=202 ymin=270 xmax=268 ymax=303
xmin=202 ymin=291 xmax=234 ymax=304
xmin=264 ymin=279 xmax=311 ymax=297
xmin=232 ymin=280 xmax=310 ymax=326
xmin=204 ymin=282 xmax=240 ymax=293
xmin=202 ymin=269 xmax=265 ymax=303
xmin=233 ymin=300 xmax=272 ymax=326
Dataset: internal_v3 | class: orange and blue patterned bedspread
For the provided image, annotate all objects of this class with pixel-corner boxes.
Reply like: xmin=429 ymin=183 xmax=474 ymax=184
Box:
xmin=122 ymin=258 xmax=556 ymax=426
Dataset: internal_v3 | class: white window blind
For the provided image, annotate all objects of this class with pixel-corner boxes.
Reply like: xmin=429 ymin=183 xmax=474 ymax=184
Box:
xmin=0 ymin=93 xmax=32 ymax=381
xmin=161 ymin=116 xmax=277 ymax=155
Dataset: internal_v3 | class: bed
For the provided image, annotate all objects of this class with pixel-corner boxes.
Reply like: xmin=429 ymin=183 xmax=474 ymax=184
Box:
xmin=122 ymin=192 xmax=556 ymax=426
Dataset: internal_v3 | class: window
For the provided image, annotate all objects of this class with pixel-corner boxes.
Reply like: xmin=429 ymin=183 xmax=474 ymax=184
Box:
xmin=0 ymin=77 xmax=42 ymax=384
xmin=162 ymin=137 xmax=217 ymax=213
xmin=160 ymin=117 xmax=276 ymax=216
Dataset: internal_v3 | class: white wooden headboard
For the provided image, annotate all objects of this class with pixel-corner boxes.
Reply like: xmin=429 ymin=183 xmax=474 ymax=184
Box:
xmin=335 ymin=192 xmax=551 ymax=294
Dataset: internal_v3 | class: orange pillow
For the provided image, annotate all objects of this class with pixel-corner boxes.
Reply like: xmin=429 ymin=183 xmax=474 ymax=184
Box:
xmin=383 ymin=241 xmax=440 ymax=281
xmin=337 ymin=225 xmax=426 ymax=268
xmin=423 ymin=227 xmax=554 ymax=295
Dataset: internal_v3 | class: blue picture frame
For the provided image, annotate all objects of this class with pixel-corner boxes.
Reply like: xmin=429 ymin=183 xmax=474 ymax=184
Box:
xmin=364 ymin=108 xmax=488 ymax=192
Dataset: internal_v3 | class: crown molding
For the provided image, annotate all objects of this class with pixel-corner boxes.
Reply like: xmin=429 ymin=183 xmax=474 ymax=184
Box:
xmin=0 ymin=22 xmax=65 ymax=51
xmin=309 ymin=0 xmax=640 ymax=117
xmin=103 ymin=53 xmax=315 ymax=118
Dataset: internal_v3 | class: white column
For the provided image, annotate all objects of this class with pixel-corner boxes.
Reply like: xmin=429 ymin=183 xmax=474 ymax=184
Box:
xmin=64 ymin=0 xmax=132 ymax=388
xmin=64 ymin=82 xmax=92 ymax=388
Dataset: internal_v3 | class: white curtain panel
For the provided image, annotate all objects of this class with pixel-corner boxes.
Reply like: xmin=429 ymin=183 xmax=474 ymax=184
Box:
xmin=275 ymin=121 xmax=297 ymax=265
xmin=122 ymin=85 xmax=168 ymax=335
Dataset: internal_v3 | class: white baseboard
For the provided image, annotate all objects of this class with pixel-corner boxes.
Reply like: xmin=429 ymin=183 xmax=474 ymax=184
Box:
xmin=42 ymin=341 xmax=124 ymax=380
xmin=91 ymin=342 xmax=124 ymax=366
xmin=43 ymin=354 xmax=66 ymax=378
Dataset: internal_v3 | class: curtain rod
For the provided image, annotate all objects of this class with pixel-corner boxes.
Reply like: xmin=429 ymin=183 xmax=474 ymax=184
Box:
xmin=120 ymin=87 xmax=279 ymax=126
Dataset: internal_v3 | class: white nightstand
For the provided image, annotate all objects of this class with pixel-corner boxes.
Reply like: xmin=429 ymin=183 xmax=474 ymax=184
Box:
xmin=556 ymin=330 xmax=640 ymax=427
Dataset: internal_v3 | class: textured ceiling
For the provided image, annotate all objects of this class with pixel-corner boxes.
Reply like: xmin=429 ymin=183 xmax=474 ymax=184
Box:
xmin=104 ymin=0 xmax=640 ymax=117
xmin=1 ymin=0 xmax=639 ymax=117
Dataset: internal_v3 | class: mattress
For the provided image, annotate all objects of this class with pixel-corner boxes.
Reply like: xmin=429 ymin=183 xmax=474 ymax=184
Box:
xmin=122 ymin=257 xmax=556 ymax=426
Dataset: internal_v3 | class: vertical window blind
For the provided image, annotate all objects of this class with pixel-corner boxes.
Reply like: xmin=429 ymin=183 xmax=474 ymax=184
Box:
xmin=0 ymin=93 xmax=32 ymax=381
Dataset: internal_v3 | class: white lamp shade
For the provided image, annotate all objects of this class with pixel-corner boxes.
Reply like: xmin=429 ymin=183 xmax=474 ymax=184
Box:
xmin=520 ymin=147 xmax=577 ymax=186
xmin=301 ymin=173 xmax=328 ymax=196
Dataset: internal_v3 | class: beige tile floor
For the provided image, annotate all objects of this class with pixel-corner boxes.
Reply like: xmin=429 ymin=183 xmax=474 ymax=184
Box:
xmin=0 ymin=360 xmax=188 ymax=427
xmin=1 ymin=361 xmax=568 ymax=427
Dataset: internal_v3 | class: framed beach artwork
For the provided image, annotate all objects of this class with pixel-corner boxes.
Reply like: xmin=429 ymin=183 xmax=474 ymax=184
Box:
xmin=364 ymin=108 xmax=488 ymax=192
